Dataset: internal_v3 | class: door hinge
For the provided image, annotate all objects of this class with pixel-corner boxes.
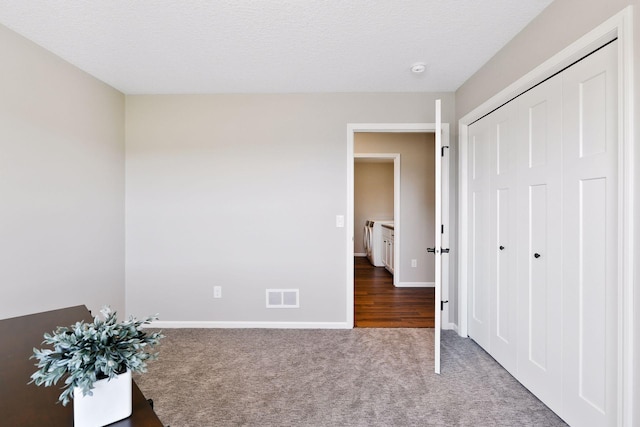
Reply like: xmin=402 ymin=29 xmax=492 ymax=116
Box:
xmin=441 ymin=224 xmax=444 ymax=234
xmin=441 ymin=300 xmax=449 ymax=311
xmin=441 ymin=145 xmax=450 ymax=157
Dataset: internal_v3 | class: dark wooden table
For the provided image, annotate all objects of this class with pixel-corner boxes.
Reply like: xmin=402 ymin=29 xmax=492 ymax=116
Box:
xmin=0 ymin=305 xmax=164 ymax=426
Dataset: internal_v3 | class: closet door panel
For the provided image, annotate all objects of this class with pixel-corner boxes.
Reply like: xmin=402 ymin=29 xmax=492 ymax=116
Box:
xmin=578 ymin=179 xmax=608 ymax=405
xmin=561 ymin=41 xmax=618 ymax=427
xmin=495 ymin=188 xmax=511 ymax=341
xmin=489 ymin=102 xmax=518 ymax=374
xmin=468 ymin=119 xmax=491 ymax=349
xmin=516 ymin=75 xmax=563 ymax=414
xmin=528 ymin=101 xmax=549 ymax=169
xmin=528 ymin=184 xmax=549 ymax=367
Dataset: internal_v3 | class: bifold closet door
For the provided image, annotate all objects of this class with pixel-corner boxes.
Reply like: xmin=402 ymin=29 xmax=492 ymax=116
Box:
xmin=468 ymin=94 xmax=520 ymax=373
xmin=515 ymin=74 xmax=564 ymax=415
xmin=561 ymin=41 xmax=618 ymax=427
xmin=466 ymin=39 xmax=619 ymax=426
xmin=467 ymin=117 xmax=490 ymax=349
xmin=488 ymin=100 xmax=518 ymax=375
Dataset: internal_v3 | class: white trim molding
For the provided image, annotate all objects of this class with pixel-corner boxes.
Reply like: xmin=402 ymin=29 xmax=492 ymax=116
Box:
xmin=457 ymin=6 xmax=634 ymax=426
xmin=149 ymin=321 xmax=351 ymax=329
xmin=354 ymin=152 xmax=401 ymax=286
xmin=347 ymin=123 xmax=451 ymax=329
xmin=396 ymin=281 xmax=434 ymax=288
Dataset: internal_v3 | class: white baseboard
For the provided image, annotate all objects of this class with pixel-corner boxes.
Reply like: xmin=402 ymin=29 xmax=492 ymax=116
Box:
xmin=442 ymin=321 xmax=456 ymax=331
xmin=354 ymin=253 xmax=366 ymax=257
xmin=150 ymin=320 xmax=459 ymax=334
xmin=149 ymin=319 xmax=460 ymax=333
xmin=148 ymin=320 xmax=352 ymax=329
xmin=395 ymin=281 xmax=434 ymax=288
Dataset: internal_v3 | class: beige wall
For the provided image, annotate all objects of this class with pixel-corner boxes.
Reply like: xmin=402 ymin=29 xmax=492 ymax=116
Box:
xmin=456 ymin=0 xmax=637 ymax=117
xmin=353 ymin=161 xmax=394 ymax=254
xmin=355 ymin=133 xmax=435 ymax=284
xmin=0 ymin=24 xmax=125 ymax=319
xmin=125 ymin=93 xmax=455 ymax=322
xmin=455 ymin=0 xmax=638 ymax=421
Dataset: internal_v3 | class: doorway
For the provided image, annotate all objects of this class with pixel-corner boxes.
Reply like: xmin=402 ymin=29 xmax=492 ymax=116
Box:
xmin=353 ymin=153 xmax=399 ymax=283
xmin=353 ymin=151 xmax=434 ymax=327
xmin=346 ymin=124 xmax=450 ymax=329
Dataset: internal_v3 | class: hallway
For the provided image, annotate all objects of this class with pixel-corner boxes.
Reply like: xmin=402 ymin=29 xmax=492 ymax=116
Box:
xmin=354 ymin=257 xmax=435 ymax=327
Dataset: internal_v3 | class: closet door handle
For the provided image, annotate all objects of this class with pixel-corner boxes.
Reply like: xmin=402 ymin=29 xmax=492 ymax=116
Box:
xmin=499 ymin=245 xmax=505 ymax=251
xmin=534 ymin=253 xmax=541 ymax=259
xmin=427 ymin=247 xmax=436 ymax=253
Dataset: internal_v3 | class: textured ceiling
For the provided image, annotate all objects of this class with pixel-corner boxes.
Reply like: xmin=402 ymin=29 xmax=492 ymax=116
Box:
xmin=0 ymin=0 xmax=554 ymax=94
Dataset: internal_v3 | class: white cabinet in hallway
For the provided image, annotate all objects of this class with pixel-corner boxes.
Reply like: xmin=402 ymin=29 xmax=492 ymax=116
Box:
xmin=382 ymin=225 xmax=394 ymax=274
xmin=466 ymin=40 xmax=619 ymax=427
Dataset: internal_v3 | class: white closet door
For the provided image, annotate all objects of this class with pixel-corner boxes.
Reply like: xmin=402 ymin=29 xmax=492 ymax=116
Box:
xmin=516 ymin=74 xmax=563 ymax=415
xmin=467 ymin=117 xmax=490 ymax=349
xmin=488 ymin=100 xmax=518 ymax=375
xmin=561 ymin=41 xmax=618 ymax=427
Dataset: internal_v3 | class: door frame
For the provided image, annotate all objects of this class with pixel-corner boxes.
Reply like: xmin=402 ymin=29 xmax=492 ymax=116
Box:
xmin=353 ymin=153 xmax=400 ymax=285
xmin=457 ymin=7 xmax=634 ymax=425
xmin=346 ymin=123 xmax=451 ymax=328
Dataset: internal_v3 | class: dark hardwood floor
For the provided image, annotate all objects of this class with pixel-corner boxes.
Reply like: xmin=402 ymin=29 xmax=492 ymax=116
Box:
xmin=354 ymin=256 xmax=435 ymax=328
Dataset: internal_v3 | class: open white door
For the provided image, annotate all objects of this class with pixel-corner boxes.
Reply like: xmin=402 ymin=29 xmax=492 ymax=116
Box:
xmin=434 ymin=99 xmax=444 ymax=374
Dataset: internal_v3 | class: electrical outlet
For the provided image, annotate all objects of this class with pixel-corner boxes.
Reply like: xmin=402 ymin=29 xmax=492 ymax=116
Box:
xmin=213 ymin=286 xmax=222 ymax=298
xmin=411 ymin=259 xmax=417 ymax=268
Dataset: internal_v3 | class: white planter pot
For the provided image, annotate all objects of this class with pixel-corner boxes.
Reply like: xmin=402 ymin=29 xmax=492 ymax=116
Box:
xmin=73 ymin=369 xmax=132 ymax=427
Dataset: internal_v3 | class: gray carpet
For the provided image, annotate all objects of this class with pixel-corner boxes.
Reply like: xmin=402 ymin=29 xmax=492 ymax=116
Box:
xmin=134 ymin=329 xmax=567 ymax=427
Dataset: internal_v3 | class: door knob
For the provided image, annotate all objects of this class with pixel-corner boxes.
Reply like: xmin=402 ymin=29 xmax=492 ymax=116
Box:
xmin=499 ymin=245 xmax=505 ymax=250
xmin=534 ymin=253 xmax=541 ymax=258
xmin=427 ymin=247 xmax=436 ymax=253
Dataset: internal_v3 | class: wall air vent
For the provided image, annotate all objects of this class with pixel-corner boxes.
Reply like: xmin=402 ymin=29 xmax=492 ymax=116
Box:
xmin=266 ymin=289 xmax=299 ymax=308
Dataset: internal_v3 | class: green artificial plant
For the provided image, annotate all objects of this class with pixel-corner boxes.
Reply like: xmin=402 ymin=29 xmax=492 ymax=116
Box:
xmin=30 ymin=306 xmax=164 ymax=405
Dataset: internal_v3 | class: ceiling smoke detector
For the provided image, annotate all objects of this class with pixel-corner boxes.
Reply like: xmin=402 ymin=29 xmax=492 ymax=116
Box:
xmin=411 ymin=63 xmax=426 ymax=73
